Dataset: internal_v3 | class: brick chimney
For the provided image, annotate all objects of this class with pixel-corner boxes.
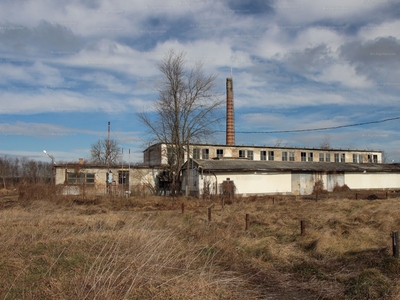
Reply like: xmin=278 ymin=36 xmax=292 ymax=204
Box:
xmin=226 ymin=78 xmax=235 ymax=145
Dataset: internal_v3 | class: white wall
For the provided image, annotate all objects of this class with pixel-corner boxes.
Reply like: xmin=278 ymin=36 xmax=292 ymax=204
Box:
xmin=345 ymin=173 xmax=400 ymax=189
xmin=199 ymin=172 xmax=292 ymax=196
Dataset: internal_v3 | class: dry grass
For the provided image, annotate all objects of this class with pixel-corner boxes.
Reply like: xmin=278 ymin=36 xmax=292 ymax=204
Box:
xmin=1 ymin=186 xmax=400 ymax=299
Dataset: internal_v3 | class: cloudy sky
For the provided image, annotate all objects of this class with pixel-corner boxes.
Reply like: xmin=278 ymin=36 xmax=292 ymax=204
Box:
xmin=1 ymin=0 xmax=400 ymax=163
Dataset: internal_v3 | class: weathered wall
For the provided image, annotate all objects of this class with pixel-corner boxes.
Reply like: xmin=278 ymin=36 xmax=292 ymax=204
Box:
xmin=196 ymin=171 xmax=292 ymax=196
xmin=345 ymin=172 xmax=400 ymax=189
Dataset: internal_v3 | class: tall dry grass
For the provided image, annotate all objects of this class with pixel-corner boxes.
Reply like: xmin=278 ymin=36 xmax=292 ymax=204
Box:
xmin=1 ymin=186 xmax=400 ymax=299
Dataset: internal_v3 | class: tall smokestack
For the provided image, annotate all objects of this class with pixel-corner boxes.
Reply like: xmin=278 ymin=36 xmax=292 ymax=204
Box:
xmin=226 ymin=78 xmax=235 ymax=145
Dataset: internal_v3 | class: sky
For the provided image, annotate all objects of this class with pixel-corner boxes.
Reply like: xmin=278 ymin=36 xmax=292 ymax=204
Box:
xmin=1 ymin=0 xmax=400 ymax=164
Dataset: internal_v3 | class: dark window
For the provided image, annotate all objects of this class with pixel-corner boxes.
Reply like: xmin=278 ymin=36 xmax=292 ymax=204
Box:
xmin=353 ymin=154 xmax=358 ymax=163
xmin=341 ymin=153 xmax=346 ymax=163
xmin=373 ymin=154 xmax=378 ymax=163
xmin=368 ymin=154 xmax=372 ymax=163
xmin=260 ymin=150 xmax=267 ymax=160
xmin=202 ymin=149 xmax=209 ymax=159
xmin=308 ymin=152 xmax=313 ymax=162
xmin=239 ymin=150 xmax=246 ymax=158
xmin=319 ymin=153 xmax=324 ymax=162
xmin=268 ymin=151 xmax=274 ymax=161
xmin=118 ymin=171 xmax=129 ymax=184
xmin=301 ymin=152 xmax=306 ymax=162
xmin=217 ymin=149 xmax=223 ymax=158
xmin=359 ymin=154 xmax=363 ymax=163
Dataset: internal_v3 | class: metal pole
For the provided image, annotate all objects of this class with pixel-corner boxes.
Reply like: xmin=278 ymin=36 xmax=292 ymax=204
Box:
xmin=245 ymin=213 xmax=249 ymax=230
xmin=128 ymin=149 xmax=131 ymax=196
xmin=301 ymin=220 xmax=306 ymax=235
xmin=392 ymin=231 xmax=399 ymax=258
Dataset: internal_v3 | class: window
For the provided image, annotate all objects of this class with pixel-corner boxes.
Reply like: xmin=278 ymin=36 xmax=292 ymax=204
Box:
xmin=239 ymin=150 xmax=246 ymax=158
xmin=217 ymin=149 xmax=223 ymax=158
xmin=359 ymin=154 xmax=363 ymax=163
xmin=260 ymin=150 xmax=267 ymax=160
xmin=282 ymin=151 xmax=288 ymax=161
xmin=202 ymin=148 xmax=209 ymax=159
xmin=167 ymin=147 xmax=176 ymax=165
xmin=319 ymin=153 xmax=324 ymax=162
xmin=118 ymin=171 xmax=129 ymax=184
xmin=373 ymin=154 xmax=378 ymax=163
xmin=326 ymin=153 xmax=331 ymax=162
xmin=289 ymin=152 xmax=295 ymax=161
xmin=368 ymin=154 xmax=372 ymax=163
xmin=301 ymin=152 xmax=306 ymax=161
xmin=247 ymin=150 xmax=254 ymax=160
xmin=353 ymin=154 xmax=358 ymax=163
xmin=67 ymin=172 xmax=95 ymax=184
xmin=334 ymin=153 xmax=339 ymax=162
xmin=193 ymin=148 xmax=200 ymax=159
xmin=268 ymin=151 xmax=274 ymax=161
xmin=341 ymin=153 xmax=346 ymax=163
xmin=308 ymin=152 xmax=313 ymax=162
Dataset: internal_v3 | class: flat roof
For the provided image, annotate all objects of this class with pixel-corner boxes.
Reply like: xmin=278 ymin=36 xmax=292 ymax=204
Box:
xmin=144 ymin=142 xmax=382 ymax=153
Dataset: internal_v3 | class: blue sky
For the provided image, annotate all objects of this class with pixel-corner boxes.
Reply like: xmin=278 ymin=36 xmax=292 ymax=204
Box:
xmin=1 ymin=0 xmax=400 ymax=163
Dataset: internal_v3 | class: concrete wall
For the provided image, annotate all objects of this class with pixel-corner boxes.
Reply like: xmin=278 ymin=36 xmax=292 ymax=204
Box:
xmin=345 ymin=172 xmax=400 ymax=189
xmin=194 ymin=171 xmax=292 ymax=196
xmin=55 ymin=166 xmax=162 ymax=196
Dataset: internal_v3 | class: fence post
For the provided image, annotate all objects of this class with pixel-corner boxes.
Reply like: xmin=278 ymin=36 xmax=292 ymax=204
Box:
xmin=245 ymin=213 xmax=249 ymax=231
xmin=386 ymin=191 xmax=388 ymax=199
xmin=392 ymin=231 xmax=399 ymax=258
xmin=208 ymin=207 xmax=212 ymax=222
xmin=301 ymin=220 xmax=306 ymax=236
xmin=272 ymin=197 xmax=275 ymax=204
xmin=356 ymin=193 xmax=358 ymax=200
xmin=181 ymin=203 xmax=185 ymax=214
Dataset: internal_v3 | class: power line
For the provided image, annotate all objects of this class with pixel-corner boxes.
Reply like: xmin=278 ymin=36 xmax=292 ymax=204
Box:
xmin=217 ymin=116 xmax=400 ymax=134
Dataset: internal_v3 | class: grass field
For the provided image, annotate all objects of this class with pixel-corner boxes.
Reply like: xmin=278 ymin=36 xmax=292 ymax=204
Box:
xmin=1 ymin=186 xmax=400 ymax=299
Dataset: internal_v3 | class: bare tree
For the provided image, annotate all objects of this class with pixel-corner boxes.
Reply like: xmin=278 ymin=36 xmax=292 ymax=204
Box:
xmin=90 ymin=138 xmax=120 ymax=165
xmin=138 ymin=49 xmax=223 ymax=195
xmin=319 ymin=135 xmax=332 ymax=149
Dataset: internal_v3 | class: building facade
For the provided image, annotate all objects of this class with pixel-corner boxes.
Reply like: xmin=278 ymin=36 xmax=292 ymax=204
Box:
xmin=143 ymin=143 xmax=383 ymax=166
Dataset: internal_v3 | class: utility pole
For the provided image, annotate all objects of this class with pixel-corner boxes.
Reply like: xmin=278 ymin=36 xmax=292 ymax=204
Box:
xmin=186 ymin=140 xmax=190 ymax=196
xmin=107 ymin=122 xmax=111 ymax=170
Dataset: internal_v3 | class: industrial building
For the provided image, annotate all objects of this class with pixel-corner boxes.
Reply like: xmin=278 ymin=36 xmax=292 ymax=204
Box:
xmin=54 ymin=77 xmax=398 ymax=196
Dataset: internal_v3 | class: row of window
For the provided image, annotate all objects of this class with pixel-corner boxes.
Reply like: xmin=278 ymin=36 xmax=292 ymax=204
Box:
xmin=67 ymin=171 xmax=130 ymax=185
xmin=192 ymin=148 xmax=379 ymax=163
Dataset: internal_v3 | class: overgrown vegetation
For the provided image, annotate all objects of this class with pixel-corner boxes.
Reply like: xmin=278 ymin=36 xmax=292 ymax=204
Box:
xmin=1 ymin=186 xmax=400 ymax=299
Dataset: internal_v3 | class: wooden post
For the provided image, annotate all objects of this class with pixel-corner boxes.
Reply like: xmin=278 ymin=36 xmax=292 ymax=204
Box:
xmin=392 ymin=231 xmax=399 ymax=258
xmin=181 ymin=203 xmax=185 ymax=214
xmin=272 ymin=197 xmax=275 ymax=204
xmin=222 ymin=198 xmax=225 ymax=209
xmin=245 ymin=213 xmax=249 ymax=231
xmin=208 ymin=207 xmax=212 ymax=222
xmin=386 ymin=191 xmax=388 ymax=199
xmin=356 ymin=193 xmax=358 ymax=200
xmin=301 ymin=220 xmax=305 ymax=236
xmin=315 ymin=192 xmax=318 ymax=202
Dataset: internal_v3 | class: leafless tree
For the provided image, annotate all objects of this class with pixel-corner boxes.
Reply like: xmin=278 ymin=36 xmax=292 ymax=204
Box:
xmin=319 ymin=135 xmax=332 ymax=149
xmin=138 ymin=49 xmax=223 ymax=195
xmin=90 ymin=138 xmax=120 ymax=165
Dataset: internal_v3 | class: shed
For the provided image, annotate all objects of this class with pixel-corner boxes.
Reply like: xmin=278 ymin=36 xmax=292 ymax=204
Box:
xmin=181 ymin=159 xmax=400 ymax=196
